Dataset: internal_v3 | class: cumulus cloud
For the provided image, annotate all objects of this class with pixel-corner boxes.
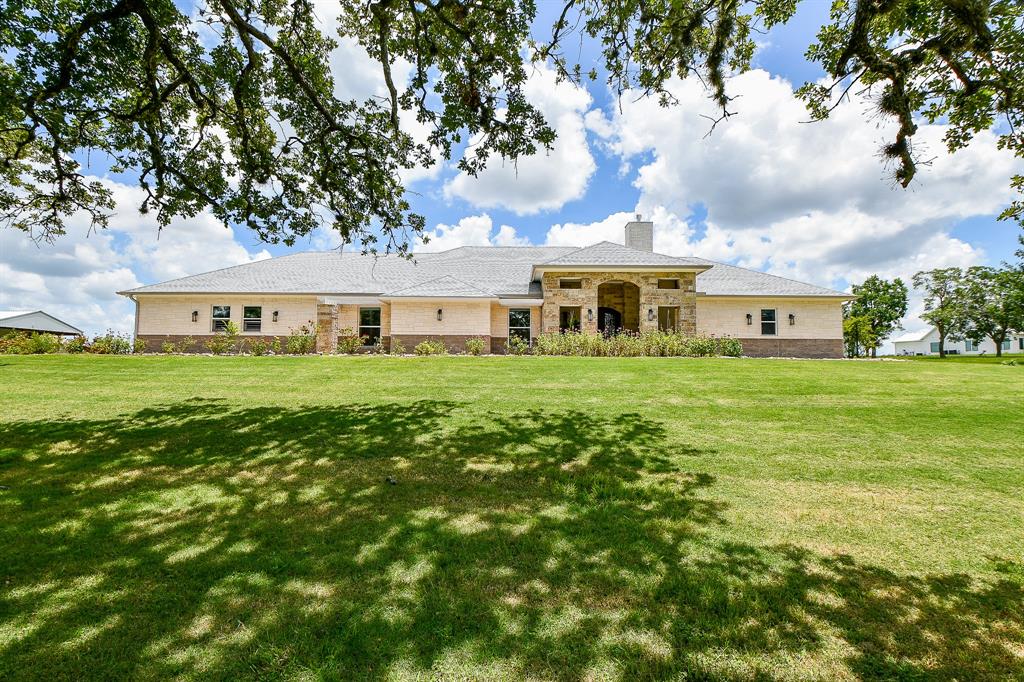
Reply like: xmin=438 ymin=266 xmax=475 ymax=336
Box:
xmin=0 ymin=177 xmax=271 ymax=337
xmin=415 ymin=214 xmax=530 ymax=251
xmin=443 ymin=62 xmax=596 ymax=215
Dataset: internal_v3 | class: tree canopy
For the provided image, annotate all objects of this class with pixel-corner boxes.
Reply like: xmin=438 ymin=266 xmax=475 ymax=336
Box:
xmin=2 ymin=0 xmax=1023 ymax=250
xmin=959 ymin=265 xmax=1024 ymax=355
xmin=847 ymin=275 xmax=908 ymax=356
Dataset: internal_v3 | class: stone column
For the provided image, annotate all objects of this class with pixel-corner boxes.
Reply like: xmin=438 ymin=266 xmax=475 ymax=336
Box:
xmin=316 ymin=303 xmax=339 ymax=354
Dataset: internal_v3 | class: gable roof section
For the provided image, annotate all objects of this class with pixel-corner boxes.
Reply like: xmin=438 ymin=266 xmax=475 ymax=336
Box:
xmin=0 ymin=310 xmax=84 ymax=335
xmin=693 ymin=259 xmax=851 ymax=298
xmin=384 ymin=275 xmax=494 ymax=298
xmin=537 ymin=241 xmax=709 ymax=269
xmin=892 ymin=328 xmax=934 ymax=343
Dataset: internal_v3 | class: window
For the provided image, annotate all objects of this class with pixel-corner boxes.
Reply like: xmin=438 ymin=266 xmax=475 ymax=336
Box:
xmin=508 ymin=309 xmax=531 ymax=344
xmin=657 ymin=279 xmax=680 ymax=289
xmin=760 ymin=309 xmax=776 ymax=336
xmin=658 ymin=306 xmax=678 ymax=332
xmin=211 ymin=305 xmax=231 ymax=332
xmin=559 ymin=306 xmax=581 ymax=332
xmin=1002 ymin=340 xmax=1011 ymax=351
xmin=243 ymin=306 xmax=262 ymax=332
xmin=559 ymin=279 xmax=582 ymax=289
xmin=930 ymin=342 xmax=940 ymax=353
xmin=1019 ymin=338 xmax=1023 ymax=350
xmin=359 ymin=307 xmax=381 ymax=345
xmin=965 ymin=339 xmax=978 ymax=352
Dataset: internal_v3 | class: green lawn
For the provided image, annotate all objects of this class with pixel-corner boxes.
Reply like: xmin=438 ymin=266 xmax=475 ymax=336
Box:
xmin=1 ymin=355 xmax=1022 ymax=680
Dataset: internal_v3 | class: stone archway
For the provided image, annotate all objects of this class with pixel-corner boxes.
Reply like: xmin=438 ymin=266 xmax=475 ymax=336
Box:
xmin=597 ymin=281 xmax=640 ymax=333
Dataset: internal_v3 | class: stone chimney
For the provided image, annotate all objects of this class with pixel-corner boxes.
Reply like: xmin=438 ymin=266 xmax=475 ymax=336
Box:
xmin=624 ymin=213 xmax=654 ymax=251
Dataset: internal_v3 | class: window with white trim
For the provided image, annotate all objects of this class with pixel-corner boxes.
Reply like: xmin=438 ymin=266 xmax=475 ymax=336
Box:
xmin=211 ymin=305 xmax=231 ymax=332
xmin=508 ymin=309 xmax=531 ymax=344
xmin=760 ymin=309 xmax=776 ymax=336
xmin=243 ymin=306 xmax=262 ymax=332
xmin=359 ymin=307 xmax=381 ymax=345
xmin=930 ymin=342 xmax=940 ymax=353
xmin=965 ymin=339 xmax=978 ymax=352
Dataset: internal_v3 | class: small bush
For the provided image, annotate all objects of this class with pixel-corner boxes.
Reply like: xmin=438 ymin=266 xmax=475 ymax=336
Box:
xmin=271 ymin=337 xmax=282 ymax=355
xmin=505 ymin=335 xmax=530 ymax=356
xmin=133 ymin=337 xmax=147 ymax=354
xmin=414 ymin=339 xmax=448 ymax=356
xmin=89 ymin=331 xmax=133 ymax=355
xmin=287 ymin=332 xmax=317 ymax=354
xmin=336 ymin=328 xmax=363 ymax=354
xmin=160 ymin=340 xmax=176 ymax=354
xmin=206 ymin=321 xmax=239 ymax=355
xmin=390 ymin=338 xmax=406 ymax=355
xmin=531 ymin=330 xmax=742 ymax=357
xmin=176 ymin=336 xmax=195 ymax=353
xmin=248 ymin=338 xmax=270 ymax=356
xmin=464 ymin=337 xmax=486 ymax=356
xmin=63 ymin=335 xmax=87 ymax=354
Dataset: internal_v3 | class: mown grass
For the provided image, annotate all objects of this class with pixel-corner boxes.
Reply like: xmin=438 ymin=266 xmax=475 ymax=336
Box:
xmin=1 ymin=355 xmax=1022 ymax=680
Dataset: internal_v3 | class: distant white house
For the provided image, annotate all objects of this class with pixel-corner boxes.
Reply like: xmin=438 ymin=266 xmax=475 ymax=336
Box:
xmin=0 ymin=310 xmax=83 ymax=336
xmin=893 ymin=326 xmax=1024 ymax=356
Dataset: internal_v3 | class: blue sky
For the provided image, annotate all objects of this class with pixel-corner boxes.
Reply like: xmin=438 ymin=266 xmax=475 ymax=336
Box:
xmin=1 ymin=1 xmax=1021 ymax=343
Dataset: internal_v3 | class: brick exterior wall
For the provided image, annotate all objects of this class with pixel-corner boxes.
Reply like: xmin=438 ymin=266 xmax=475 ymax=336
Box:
xmin=737 ymin=338 xmax=844 ymax=358
xmin=541 ymin=271 xmax=697 ymax=335
xmin=391 ymin=334 xmax=489 ymax=354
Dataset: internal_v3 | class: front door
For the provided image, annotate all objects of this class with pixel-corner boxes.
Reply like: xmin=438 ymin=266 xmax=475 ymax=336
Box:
xmin=598 ymin=307 xmax=621 ymax=334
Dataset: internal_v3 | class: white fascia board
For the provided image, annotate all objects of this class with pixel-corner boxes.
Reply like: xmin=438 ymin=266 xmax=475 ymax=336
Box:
xmin=319 ymin=295 xmax=383 ymax=305
xmin=497 ymin=298 xmax=545 ymax=307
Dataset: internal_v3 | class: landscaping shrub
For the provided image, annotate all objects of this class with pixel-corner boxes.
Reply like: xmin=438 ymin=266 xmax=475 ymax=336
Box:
xmin=390 ymin=338 xmax=406 ymax=355
xmin=414 ymin=339 xmax=448 ymax=356
xmin=286 ymin=327 xmax=317 ymax=354
xmin=336 ymin=328 xmax=363 ymax=354
xmin=176 ymin=336 xmax=195 ymax=353
xmin=247 ymin=338 xmax=270 ymax=356
xmin=132 ymin=337 xmax=147 ymax=354
xmin=531 ymin=331 xmax=742 ymax=357
xmin=464 ymin=337 xmax=486 ymax=356
xmin=63 ymin=335 xmax=87 ymax=354
xmin=505 ymin=335 xmax=530 ymax=356
xmin=206 ymin=321 xmax=239 ymax=355
xmin=160 ymin=340 xmax=176 ymax=354
xmin=271 ymin=337 xmax=282 ymax=355
xmin=89 ymin=331 xmax=133 ymax=354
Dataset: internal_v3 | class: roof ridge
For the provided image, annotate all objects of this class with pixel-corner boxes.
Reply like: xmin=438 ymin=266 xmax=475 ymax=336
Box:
xmin=697 ymin=258 xmax=848 ymax=296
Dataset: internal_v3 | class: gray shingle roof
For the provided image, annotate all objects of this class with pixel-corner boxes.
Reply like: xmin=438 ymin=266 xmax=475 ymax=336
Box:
xmin=384 ymin=275 xmax=493 ymax=298
xmin=538 ymin=241 xmax=709 ymax=268
xmin=119 ymin=244 xmax=849 ymax=299
xmin=693 ymin=259 xmax=850 ymax=297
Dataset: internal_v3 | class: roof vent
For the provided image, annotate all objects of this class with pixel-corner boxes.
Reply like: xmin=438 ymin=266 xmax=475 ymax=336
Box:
xmin=625 ymin=216 xmax=654 ymax=252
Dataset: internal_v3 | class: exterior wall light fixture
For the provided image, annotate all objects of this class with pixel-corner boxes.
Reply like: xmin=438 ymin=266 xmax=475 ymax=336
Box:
xmin=191 ymin=310 xmax=198 ymax=323
xmin=587 ymin=308 xmax=594 ymax=322
xmin=647 ymin=307 xmax=655 ymax=322
xmin=272 ymin=310 xmax=279 ymax=322
xmin=437 ymin=308 xmax=443 ymax=321
xmin=789 ymin=313 xmax=796 ymax=326
xmin=746 ymin=313 xmax=752 ymax=325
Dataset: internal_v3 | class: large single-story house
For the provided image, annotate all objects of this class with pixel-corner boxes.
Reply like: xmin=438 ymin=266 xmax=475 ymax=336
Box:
xmin=893 ymin=326 xmax=1024 ymax=356
xmin=119 ymin=217 xmax=853 ymax=357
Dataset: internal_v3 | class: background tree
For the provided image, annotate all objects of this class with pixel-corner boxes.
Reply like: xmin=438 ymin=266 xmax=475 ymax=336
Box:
xmin=842 ymin=313 xmax=877 ymax=358
xmin=912 ymin=267 xmax=967 ymax=358
xmin=1 ymin=0 xmax=1022 ymax=248
xmin=960 ymin=266 xmax=1024 ymax=356
xmin=848 ymin=275 xmax=908 ymax=357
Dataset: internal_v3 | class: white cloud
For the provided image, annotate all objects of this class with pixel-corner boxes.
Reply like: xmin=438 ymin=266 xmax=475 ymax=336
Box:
xmin=415 ymin=214 xmax=530 ymax=251
xmin=443 ymin=62 xmax=596 ymax=215
xmin=0 ymin=177 xmax=272 ymax=337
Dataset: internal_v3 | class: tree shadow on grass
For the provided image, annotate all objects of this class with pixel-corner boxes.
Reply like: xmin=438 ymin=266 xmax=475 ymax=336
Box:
xmin=0 ymin=400 xmax=1021 ymax=680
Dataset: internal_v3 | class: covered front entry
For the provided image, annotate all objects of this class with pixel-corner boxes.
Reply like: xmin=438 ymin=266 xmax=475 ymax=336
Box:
xmin=597 ymin=281 xmax=639 ymax=333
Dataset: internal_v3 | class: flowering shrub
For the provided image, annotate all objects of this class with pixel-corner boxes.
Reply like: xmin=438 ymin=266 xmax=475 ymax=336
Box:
xmin=505 ymin=335 xmax=530 ymax=356
xmin=414 ymin=339 xmax=448 ymax=356
xmin=464 ymin=337 xmax=486 ymax=356
xmin=160 ymin=340 xmax=176 ymax=354
xmin=64 ymin=335 xmax=87 ymax=354
xmin=336 ymin=328 xmax=364 ymax=354
xmin=89 ymin=331 xmax=134 ymax=354
xmin=531 ymin=331 xmax=742 ymax=357
xmin=0 ymin=331 xmax=62 ymax=354
xmin=390 ymin=338 xmax=406 ymax=355
xmin=206 ymin=321 xmax=239 ymax=355
xmin=247 ymin=338 xmax=270 ymax=356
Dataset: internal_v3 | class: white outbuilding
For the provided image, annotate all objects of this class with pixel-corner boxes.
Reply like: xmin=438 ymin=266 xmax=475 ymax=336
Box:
xmin=0 ymin=310 xmax=83 ymax=336
xmin=893 ymin=326 xmax=1024 ymax=356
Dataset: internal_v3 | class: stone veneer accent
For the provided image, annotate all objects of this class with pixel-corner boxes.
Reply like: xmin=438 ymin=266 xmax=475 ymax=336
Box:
xmin=738 ymin=338 xmax=844 ymax=359
xmin=316 ymin=303 xmax=339 ymax=353
xmin=541 ymin=271 xmax=697 ymax=335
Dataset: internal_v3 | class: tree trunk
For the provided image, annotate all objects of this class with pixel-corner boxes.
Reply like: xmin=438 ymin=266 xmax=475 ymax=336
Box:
xmin=938 ymin=336 xmax=945 ymax=358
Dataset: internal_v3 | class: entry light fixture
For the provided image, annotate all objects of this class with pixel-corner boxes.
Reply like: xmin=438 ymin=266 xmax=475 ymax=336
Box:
xmin=745 ymin=313 xmax=752 ymax=325
xmin=647 ymin=307 xmax=655 ymax=322
xmin=272 ymin=310 xmax=279 ymax=322
xmin=437 ymin=308 xmax=443 ymax=321
xmin=789 ymin=313 xmax=796 ymax=326
xmin=191 ymin=310 xmax=198 ymax=323
xmin=587 ymin=308 xmax=594 ymax=322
